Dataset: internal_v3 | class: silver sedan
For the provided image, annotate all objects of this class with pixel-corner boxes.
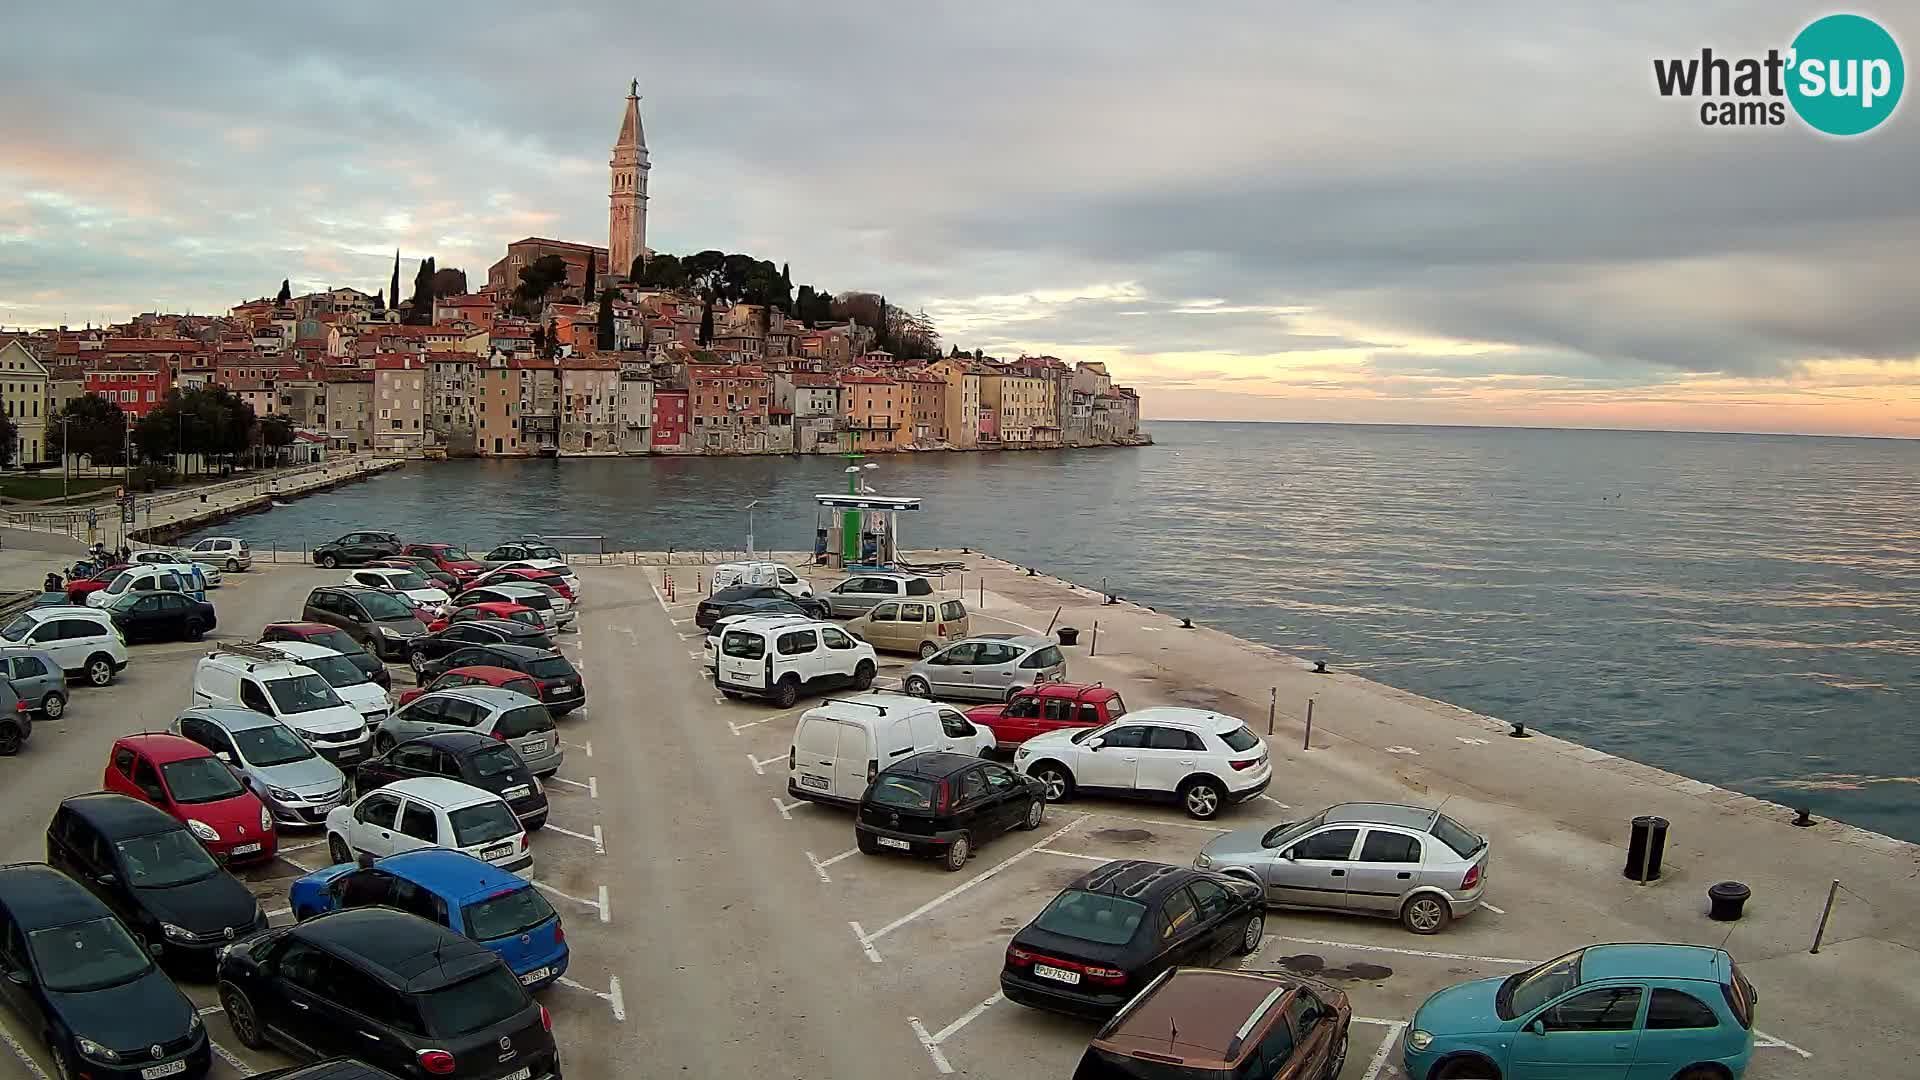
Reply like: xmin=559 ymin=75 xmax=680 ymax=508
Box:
xmin=901 ymin=634 xmax=1066 ymax=703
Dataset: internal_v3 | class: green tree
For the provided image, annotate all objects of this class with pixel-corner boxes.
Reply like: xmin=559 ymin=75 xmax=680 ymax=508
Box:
xmin=698 ymin=298 xmax=714 ymax=345
xmin=583 ymin=259 xmax=597 ymax=311
xmin=374 ymin=287 xmax=385 ymax=310
xmin=513 ymin=255 xmax=570 ymax=315
xmin=276 ymin=279 xmax=291 ymax=304
xmin=49 ymin=394 xmax=128 ymax=466
xmin=0 ymin=411 xmax=16 ymax=467
xmin=597 ymin=289 xmax=616 ymax=351
xmin=389 ymin=250 xmax=401 ymax=314
xmin=259 ymin=416 xmax=294 ymax=463
xmin=634 ymin=253 xmax=685 ymax=289
xmin=407 ymin=256 xmax=437 ymax=323
xmin=431 ymin=266 xmax=467 ymax=298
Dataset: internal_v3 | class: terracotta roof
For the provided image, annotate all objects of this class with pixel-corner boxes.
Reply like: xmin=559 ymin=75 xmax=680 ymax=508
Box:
xmin=560 ymin=356 xmax=620 ymax=371
xmin=103 ymin=337 xmax=203 ymax=353
xmin=688 ymin=364 xmax=768 ymax=380
xmin=840 ymin=375 xmax=898 ymax=386
xmin=372 ymin=355 xmax=424 ymax=371
xmin=320 ymin=368 xmax=374 ymax=384
xmin=423 ymin=350 xmax=477 ymax=364
xmin=790 ymin=373 xmax=840 ymax=388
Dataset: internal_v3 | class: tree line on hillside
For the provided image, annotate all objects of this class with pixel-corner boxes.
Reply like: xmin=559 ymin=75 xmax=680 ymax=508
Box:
xmin=629 ymin=251 xmax=941 ymax=358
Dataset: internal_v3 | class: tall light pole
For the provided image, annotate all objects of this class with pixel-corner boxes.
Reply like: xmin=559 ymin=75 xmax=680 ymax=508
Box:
xmin=744 ymin=499 xmax=759 ymax=557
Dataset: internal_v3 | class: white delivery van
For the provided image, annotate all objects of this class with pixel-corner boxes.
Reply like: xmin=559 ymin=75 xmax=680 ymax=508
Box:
xmin=191 ymin=642 xmax=374 ymax=766
xmin=786 ymin=693 xmax=995 ymax=807
xmin=712 ymin=561 xmax=815 ymax=599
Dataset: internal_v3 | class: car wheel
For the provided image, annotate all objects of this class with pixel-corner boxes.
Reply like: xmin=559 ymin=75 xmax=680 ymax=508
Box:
xmin=226 ymin=557 xmax=241 ymax=572
xmin=328 ymin=835 xmax=352 ymax=865
xmin=409 ymin=650 xmax=428 ymax=674
xmin=185 ymin=619 xmax=205 ymax=641
xmin=1434 ymin=1057 xmax=1497 ymax=1080
xmin=774 ymin=677 xmax=800 ymax=709
xmin=1032 ymin=762 xmax=1073 ymax=803
xmin=853 ymin=661 xmax=875 ymax=690
xmin=943 ymin=833 xmax=971 ymax=871
xmin=1181 ymin=778 xmax=1224 ymax=819
xmin=1401 ymin=894 xmax=1452 ymax=935
xmin=220 ymin=982 xmax=270 ymax=1050
xmin=375 ymin=734 xmax=395 ymax=755
xmin=857 ymin=831 xmax=881 ymax=855
xmin=918 ymin=641 xmax=938 ymax=659
xmin=1021 ymin=798 xmax=1045 ymax=830
xmin=1322 ymin=1033 xmax=1348 ymax=1080
xmin=1237 ymin=911 xmax=1265 ymax=955
xmin=85 ymin=654 xmax=115 ymax=687
xmin=318 ymin=553 xmax=338 ymax=569
xmin=904 ymin=676 xmax=932 ymax=698
xmin=0 ymin=726 xmax=20 ymax=757
xmin=1005 ymin=686 xmax=1021 ymax=704
xmin=40 ymin=692 xmax=65 ymax=719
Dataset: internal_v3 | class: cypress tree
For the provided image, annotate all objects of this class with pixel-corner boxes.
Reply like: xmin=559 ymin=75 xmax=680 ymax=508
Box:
xmin=597 ymin=289 xmax=616 ymax=351
xmin=390 ymin=250 xmax=401 ymax=313
xmin=276 ymin=279 xmax=291 ymax=304
xmin=583 ymin=258 xmax=597 ymax=311
xmin=699 ymin=297 xmax=714 ymax=345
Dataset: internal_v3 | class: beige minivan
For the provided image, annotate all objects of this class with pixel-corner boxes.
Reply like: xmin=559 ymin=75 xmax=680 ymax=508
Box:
xmin=846 ymin=598 xmax=972 ymax=658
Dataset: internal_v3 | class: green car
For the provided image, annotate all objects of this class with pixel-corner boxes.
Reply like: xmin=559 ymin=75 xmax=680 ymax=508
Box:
xmin=1404 ymin=943 xmax=1757 ymax=1080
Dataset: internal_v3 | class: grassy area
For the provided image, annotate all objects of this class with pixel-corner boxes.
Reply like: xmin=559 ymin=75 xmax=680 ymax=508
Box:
xmin=0 ymin=474 xmax=125 ymax=501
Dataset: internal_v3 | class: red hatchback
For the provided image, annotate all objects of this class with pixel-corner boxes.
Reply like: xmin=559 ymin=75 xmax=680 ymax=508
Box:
xmin=395 ymin=664 xmax=544 ymax=707
xmin=102 ymin=734 xmax=277 ymax=865
xmin=967 ymin=683 xmax=1128 ymax=749
xmin=466 ymin=567 xmax=574 ymax=601
xmin=64 ymin=562 xmax=131 ymax=604
xmin=402 ymin=542 xmax=487 ymax=582
xmin=426 ymin=600 xmax=542 ymax=634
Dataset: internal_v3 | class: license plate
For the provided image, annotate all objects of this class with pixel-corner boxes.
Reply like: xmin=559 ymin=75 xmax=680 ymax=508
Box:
xmin=232 ymin=842 xmax=263 ymax=855
xmin=518 ymin=966 xmax=552 ymax=985
xmin=1033 ymin=964 xmax=1081 ymax=985
xmin=877 ymin=837 xmax=911 ymax=851
xmin=336 ymin=748 xmax=364 ymax=762
xmin=800 ymin=774 xmax=830 ymax=790
xmin=480 ymin=844 xmax=515 ymax=861
xmin=142 ymin=1062 xmax=187 ymax=1080
xmin=503 ymin=785 xmax=531 ymax=799
xmin=520 ymin=740 xmax=547 ymax=755
xmin=502 ymin=1069 xmax=532 ymax=1080
xmin=553 ymin=683 xmax=573 ymax=694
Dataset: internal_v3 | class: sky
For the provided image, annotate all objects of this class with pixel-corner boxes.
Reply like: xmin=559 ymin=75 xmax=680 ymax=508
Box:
xmin=3 ymin=2 xmax=1918 ymax=437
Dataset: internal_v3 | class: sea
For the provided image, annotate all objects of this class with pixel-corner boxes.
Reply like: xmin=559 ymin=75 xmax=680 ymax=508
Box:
xmin=186 ymin=422 xmax=1920 ymax=842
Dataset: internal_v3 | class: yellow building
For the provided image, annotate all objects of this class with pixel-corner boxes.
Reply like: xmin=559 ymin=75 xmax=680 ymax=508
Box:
xmin=927 ymin=358 xmax=981 ymax=448
xmin=0 ymin=340 xmax=51 ymax=464
xmin=980 ymin=370 xmax=1049 ymax=445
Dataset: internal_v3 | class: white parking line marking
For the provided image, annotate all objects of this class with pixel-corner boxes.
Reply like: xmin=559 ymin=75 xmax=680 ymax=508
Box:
xmin=1257 ymin=795 xmax=1290 ymax=809
xmin=0 ymin=1027 xmax=49 ymax=1080
xmin=1036 ymin=848 xmax=1109 ymax=863
xmin=531 ymin=880 xmax=599 ymax=909
xmin=1264 ymin=935 xmax=1536 ymax=967
xmin=1754 ymin=1033 xmax=1812 ymax=1058
xmin=975 ymin=611 xmax=1046 ymax=635
xmin=265 ymin=906 xmax=291 ymax=919
xmin=1360 ymin=1022 xmax=1406 ymax=1080
xmin=544 ymin=823 xmax=605 ymax=853
xmin=747 ymin=752 xmax=784 ymax=775
xmin=547 ymin=775 xmax=595 ymax=798
xmin=847 ymin=920 xmax=884 ymax=963
xmin=1480 ymin=901 xmax=1507 ymax=915
xmin=855 ymin=817 xmax=1084 ymax=957
xmin=210 ymin=1039 xmax=256 ymax=1076
xmin=198 ymin=1006 xmax=223 ymax=1017
xmin=1089 ymin=812 xmax=1231 ymax=833
xmin=555 ymin=976 xmax=627 ymax=1023
xmin=805 ymin=847 xmax=859 ymax=883
xmin=562 ymin=740 xmax=593 ymax=757
xmin=278 ymin=838 xmax=324 ymax=853
xmin=679 ymin=631 xmax=703 ymax=641
xmin=597 ymin=884 xmax=610 ymax=924
xmin=276 ymin=853 xmax=312 ymax=873
xmin=671 ymin=617 xmax=693 ymax=625
xmin=728 ymin=713 xmax=787 ymax=734
xmin=772 ymin=797 xmax=805 ymax=820
xmin=908 ymin=1018 xmax=954 ymax=1074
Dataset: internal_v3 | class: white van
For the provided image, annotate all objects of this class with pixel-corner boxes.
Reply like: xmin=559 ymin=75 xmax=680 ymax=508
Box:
xmin=715 ymin=617 xmax=878 ymax=709
xmin=191 ymin=643 xmax=374 ymax=766
xmin=786 ymin=692 xmax=995 ymax=807
xmin=712 ymin=561 xmax=815 ymax=599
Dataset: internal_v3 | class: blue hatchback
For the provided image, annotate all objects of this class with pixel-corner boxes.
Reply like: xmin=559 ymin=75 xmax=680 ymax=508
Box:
xmin=288 ymin=847 xmax=568 ymax=989
xmin=1405 ymin=943 xmax=1757 ymax=1080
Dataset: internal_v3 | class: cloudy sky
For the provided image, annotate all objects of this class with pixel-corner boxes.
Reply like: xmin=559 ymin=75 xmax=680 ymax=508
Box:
xmin=4 ymin=2 xmax=1917 ymax=436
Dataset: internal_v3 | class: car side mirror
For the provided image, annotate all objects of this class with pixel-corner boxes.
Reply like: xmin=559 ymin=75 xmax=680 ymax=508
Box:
xmin=1526 ymin=1019 xmax=1546 ymax=1036
xmin=3 ymin=969 xmax=28 ymax=987
xmin=1282 ymin=848 xmax=1298 ymax=861
xmin=215 ymin=751 xmax=232 ymax=764
xmin=95 ymin=873 xmax=117 ymax=886
xmin=1086 ymin=738 xmax=1103 ymax=751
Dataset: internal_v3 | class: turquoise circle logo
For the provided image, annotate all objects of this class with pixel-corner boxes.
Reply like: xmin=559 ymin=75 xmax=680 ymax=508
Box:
xmin=1787 ymin=14 xmax=1904 ymax=135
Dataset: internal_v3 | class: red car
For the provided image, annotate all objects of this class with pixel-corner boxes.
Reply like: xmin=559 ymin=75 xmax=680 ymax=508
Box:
xmin=967 ymin=683 xmax=1128 ymax=749
xmin=260 ymin=621 xmax=392 ymax=690
xmin=64 ymin=562 xmax=131 ymax=604
xmin=465 ymin=566 xmax=574 ymax=600
xmin=426 ymin=600 xmax=542 ymax=634
xmin=401 ymin=542 xmax=487 ymax=582
xmin=102 ymin=734 xmax=277 ymax=865
xmin=396 ymin=664 xmax=545 ymax=708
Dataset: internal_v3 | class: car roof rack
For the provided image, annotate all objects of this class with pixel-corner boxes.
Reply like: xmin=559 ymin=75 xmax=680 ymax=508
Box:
xmin=208 ymin=641 xmax=291 ymax=670
xmin=823 ymin=697 xmax=887 ymax=716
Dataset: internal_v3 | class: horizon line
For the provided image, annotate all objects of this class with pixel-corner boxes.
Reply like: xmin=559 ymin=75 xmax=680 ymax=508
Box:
xmin=1139 ymin=417 xmax=1917 ymax=442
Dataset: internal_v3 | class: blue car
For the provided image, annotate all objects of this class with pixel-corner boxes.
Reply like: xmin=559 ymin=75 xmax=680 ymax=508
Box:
xmin=287 ymin=847 xmax=568 ymax=989
xmin=1404 ymin=943 xmax=1757 ymax=1080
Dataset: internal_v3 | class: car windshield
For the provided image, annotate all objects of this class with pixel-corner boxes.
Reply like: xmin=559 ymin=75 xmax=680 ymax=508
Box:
xmin=116 ymin=830 xmax=222 ymax=889
xmin=469 ymin=745 xmax=526 ymax=780
xmin=868 ymin=776 xmax=935 ymax=811
xmin=233 ymin=724 xmax=316 ymax=767
xmin=495 ymin=705 xmax=554 ymax=739
xmin=384 ymin=571 xmax=431 ymax=590
xmin=526 ymin=657 xmax=575 ymax=679
xmin=1499 ymin=949 xmax=1584 ymax=1019
xmin=462 ymin=887 xmax=556 ymax=941
xmin=1033 ymin=889 xmax=1148 ymax=946
xmin=300 ymin=653 xmax=371 ymax=688
xmin=418 ymin=966 xmax=529 ymax=1037
xmin=160 ymin=758 xmax=246 ymax=803
xmin=1262 ymin=812 xmax=1328 ymax=849
xmin=522 ymin=546 xmax=562 ymax=560
xmin=449 ymin=802 xmax=520 ymax=847
xmin=28 ymin=918 xmax=154 ymax=993
xmin=1431 ymin=814 xmax=1486 ymax=858
xmin=438 ymin=546 xmax=472 ymax=561
xmin=1 ymin=616 xmax=35 ymax=641
xmin=359 ymin=591 xmax=416 ymax=621
xmin=1221 ymin=726 xmax=1260 ymax=753
xmin=266 ymin=673 xmax=346 ymax=714
xmin=302 ymin=628 xmax=364 ymax=655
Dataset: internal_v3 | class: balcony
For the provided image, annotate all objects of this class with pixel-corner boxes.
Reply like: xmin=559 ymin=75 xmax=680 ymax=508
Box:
xmin=521 ymin=414 xmax=559 ymax=436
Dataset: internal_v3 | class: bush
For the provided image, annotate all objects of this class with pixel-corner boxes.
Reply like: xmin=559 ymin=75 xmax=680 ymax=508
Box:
xmin=127 ymin=464 xmax=176 ymax=491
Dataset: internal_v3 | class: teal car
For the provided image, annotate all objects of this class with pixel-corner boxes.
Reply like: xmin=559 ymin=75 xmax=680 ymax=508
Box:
xmin=1404 ymin=943 xmax=1757 ymax=1080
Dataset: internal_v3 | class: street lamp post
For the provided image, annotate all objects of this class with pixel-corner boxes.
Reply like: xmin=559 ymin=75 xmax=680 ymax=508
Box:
xmin=744 ymin=499 xmax=759 ymax=557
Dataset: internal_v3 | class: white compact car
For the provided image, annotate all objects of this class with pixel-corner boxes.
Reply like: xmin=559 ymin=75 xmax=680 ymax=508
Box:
xmin=343 ymin=567 xmax=451 ymax=609
xmin=713 ymin=616 xmax=878 ymax=709
xmin=258 ymin=640 xmax=392 ymax=725
xmin=0 ymin=606 xmax=128 ymax=686
xmin=1014 ymin=706 xmax=1273 ymax=820
xmin=787 ymin=693 xmax=995 ymax=807
xmin=129 ymin=550 xmax=224 ymax=586
xmin=325 ymin=776 xmax=532 ymax=879
xmin=712 ymin=561 xmax=815 ymax=599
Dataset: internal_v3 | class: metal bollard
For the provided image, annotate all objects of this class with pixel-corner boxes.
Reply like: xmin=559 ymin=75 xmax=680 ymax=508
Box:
xmin=1303 ymin=697 xmax=1314 ymax=749
xmin=1090 ymin=621 xmax=1098 ymax=657
xmin=1809 ymin=880 xmax=1840 ymax=953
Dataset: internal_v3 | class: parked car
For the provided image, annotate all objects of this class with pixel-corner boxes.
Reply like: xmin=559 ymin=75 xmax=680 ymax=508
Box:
xmin=260 ymin=622 xmax=391 ymax=690
xmin=703 ymin=607 xmax=812 ymax=670
xmin=375 ymin=687 xmax=562 ymax=777
xmin=1001 ymin=859 xmax=1265 ymax=1018
xmin=169 ymin=707 xmax=349 ymax=829
xmin=311 ymin=530 xmax=402 ymax=569
xmin=821 ymin=572 xmax=937 ymax=617
xmin=0 ymin=862 xmax=211 ymax=1080
xmin=1196 ymin=802 xmax=1491 ymax=935
xmin=903 ymin=635 xmax=1067 ymax=703
xmin=400 ymin=542 xmax=488 ymax=582
xmin=352 ymin=731 xmax=549 ymax=832
xmin=187 ymin=536 xmax=252 ymax=572
xmin=104 ymin=589 xmax=218 ymax=643
xmin=714 ymin=617 xmax=878 ymax=708
xmin=0 ymin=606 xmax=128 ymax=687
xmin=61 ymin=561 xmax=131 ymax=605
xmin=288 ymin=848 xmax=567 ymax=988
xmin=0 ymin=647 xmax=68 ymax=719
xmin=426 ymin=601 xmax=542 ymax=634
xmin=46 ymin=793 xmax=266 ymax=964
xmin=1014 ymin=707 xmax=1272 ymax=820
xmin=407 ymin=620 xmax=554 ymax=675
xmin=395 ymin=665 xmax=543 ymax=709
xmin=215 ymin=907 xmax=559 ymax=1079
xmin=1404 ymin=944 xmax=1758 ymax=1080
xmin=367 ymin=556 xmax=460 ymax=593
xmin=0 ymin=682 xmax=29 ymax=756
xmin=192 ymin=646 xmax=373 ymax=766
xmin=101 ymin=734 xmax=278 ymax=865
xmin=325 ymin=777 xmax=532 ymax=878
xmin=967 ymin=682 xmax=1127 ymax=749
xmin=696 ymin=584 xmax=829 ymax=629
xmin=856 ymin=752 xmax=1047 ymax=871
xmin=1075 ymin=967 xmax=1352 ymax=1080
xmin=413 ymin=643 xmax=585 ymax=715
xmin=845 ymin=597 xmax=971 ymax=658
xmin=466 ymin=567 xmax=576 ymax=603
xmin=301 ymin=585 xmax=427 ymax=661
xmin=787 ymin=693 xmax=994 ymax=807
xmin=85 ymin=566 xmax=200 ymax=609
xmin=456 ymin=583 xmax=571 ymax=629
xmin=711 ymin=560 xmax=815 ymax=599
xmin=479 ymin=540 xmax=569 ymax=571
xmin=258 ymin=641 xmax=393 ymax=724
xmin=342 ymin=567 xmax=451 ymax=609
xmin=128 ymin=551 xmax=223 ymax=587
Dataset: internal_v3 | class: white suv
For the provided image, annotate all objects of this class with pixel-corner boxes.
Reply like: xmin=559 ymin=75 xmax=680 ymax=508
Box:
xmin=704 ymin=612 xmax=813 ymax=672
xmin=714 ymin=617 xmax=878 ymax=708
xmin=325 ymin=776 xmax=532 ymax=878
xmin=1014 ymin=706 xmax=1273 ymax=820
xmin=0 ymin=607 xmax=128 ymax=687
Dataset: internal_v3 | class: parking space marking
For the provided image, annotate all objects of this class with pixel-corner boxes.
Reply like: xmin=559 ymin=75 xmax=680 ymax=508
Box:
xmin=264 ymin=906 xmax=291 ymax=919
xmin=1085 ymin=812 xmax=1231 ymax=834
xmin=1754 ymin=1032 xmax=1812 ymax=1058
xmin=554 ymin=975 xmax=627 ymax=1022
xmin=275 ymin=852 xmax=312 ymax=874
xmin=679 ymin=631 xmax=704 ymax=641
xmin=548 ymin=775 xmax=598 ymax=799
xmin=747 ymin=752 xmax=785 ymax=775
xmin=544 ymin=823 xmax=605 ymax=854
xmin=671 ymin=617 xmax=693 ymax=626
xmin=209 ymin=1039 xmax=257 ymax=1076
xmin=907 ymin=1017 xmax=954 ymax=1074
xmin=1035 ymin=847 xmax=1108 ymax=863
xmin=772 ymin=797 xmax=806 ymax=820
xmin=1265 ymin=935 xmax=1536 ymax=967
xmin=728 ymin=712 xmax=788 ymax=735
xmin=975 ymin=611 xmax=1046 ymax=635
xmin=278 ymin=838 xmax=324 ymax=853
xmin=805 ymin=848 xmax=858 ymax=883
xmin=0 ymin=1026 xmax=49 ymax=1080
xmin=1361 ymin=1021 xmax=1407 ymax=1080
xmin=562 ymin=740 xmax=594 ymax=757
xmin=1256 ymin=794 xmax=1290 ymax=809
xmin=852 ymin=817 xmax=1084 ymax=961
xmin=1480 ymin=901 xmax=1507 ymax=915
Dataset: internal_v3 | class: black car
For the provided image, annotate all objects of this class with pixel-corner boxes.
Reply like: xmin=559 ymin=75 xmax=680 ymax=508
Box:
xmin=0 ymin=862 xmax=211 ymax=1080
xmin=216 ymin=907 xmax=559 ymax=1080
xmin=303 ymin=587 xmax=427 ymax=662
xmin=706 ymin=597 xmax=812 ymax=629
xmin=311 ymin=531 xmax=403 ymax=569
xmin=416 ymin=643 xmax=585 ymax=715
xmin=695 ymin=585 xmax=828 ymax=629
xmin=407 ymin=621 xmax=554 ymax=675
xmin=46 ymin=794 xmax=265 ymax=968
xmin=105 ymin=590 xmax=218 ymax=643
xmin=857 ymin=752 xmax=1048 ymax=871
xmin=256 ymin=1059 xmax=406 ymax=1080
xmin=1000 ymin=859 xmax=1264 ymax=1018
xmin=353 ymin=732 xmax=548 ymax=831
xmin=262 ymin=623 xmax=392 ymax=690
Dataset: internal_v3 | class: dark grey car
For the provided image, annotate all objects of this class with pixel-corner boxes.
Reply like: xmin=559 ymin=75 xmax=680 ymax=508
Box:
xmin=0 ymin=648 xmax=68 ymax=719
xmin=302 ymin=585 xmax=426 ymax=661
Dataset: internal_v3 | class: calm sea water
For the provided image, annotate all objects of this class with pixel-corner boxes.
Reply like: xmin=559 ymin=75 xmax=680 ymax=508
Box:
xmin=191 ymin=423 xmax=1920 ymax=841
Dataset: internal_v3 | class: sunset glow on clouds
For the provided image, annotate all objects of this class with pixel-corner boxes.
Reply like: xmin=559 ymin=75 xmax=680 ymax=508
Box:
xmin=4 ymin=2 xmax=1918 ymax=437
